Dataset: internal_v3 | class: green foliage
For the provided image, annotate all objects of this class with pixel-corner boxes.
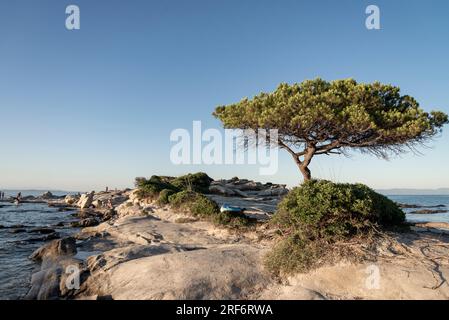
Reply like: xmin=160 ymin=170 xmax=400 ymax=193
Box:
xmin=135 ymin=173 xmax=254 ymax=230
xmin=167 ymin=190 xmax=254 ymax=229
xmin=265 ymin=232 xmax=322 ymax=274
xmin=171 ymin=172 xmax=213 ymax=193
xmin=135 ymin=175 xmax=179 ymax=199
xmin=157 ymin=189 xmax=176 ymax=205
xmin=213 ymin=211 xmax=254 ymax=228
xmin=266 ymin=180 xmax=406 ymax=274
xmin=135 ymin=172 xmax=213 ymax=200
xmin=214 ymin=79 xmax=448 ymax=178
xmin=168 ymin=190 xmax=219 ymax=217
xmin=273 ymin=180 xmax=405 ymax=238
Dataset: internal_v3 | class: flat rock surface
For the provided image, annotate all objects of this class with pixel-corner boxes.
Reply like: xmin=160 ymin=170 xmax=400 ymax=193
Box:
xmin=28 ymin=190 xmax=445 ymax=300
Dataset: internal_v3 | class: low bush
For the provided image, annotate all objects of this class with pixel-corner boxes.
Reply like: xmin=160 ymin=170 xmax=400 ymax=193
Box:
xmin=135 ymin=175 xmax=179 ymax=199
xmin=157 ymin=189 xmax=176 ymax=205
xmin=171 ymin=172 xmax=213 ymax=193
xmin=168 ymin=190 xmax=254 ymax=229
xmin=213 ymin=211 xmax=255 ymax=228
xmin=266 ymin=180 xmax=405 ymax=274
xmin=168 ymin=190 xmax=219 ymax=217
xmin=135 ymin=172 xmax=213 ymax=200
xmin=135 ymin=173 xmax=254 ymax=230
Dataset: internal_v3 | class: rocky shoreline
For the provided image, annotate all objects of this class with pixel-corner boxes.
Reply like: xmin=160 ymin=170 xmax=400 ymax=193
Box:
xmin=21 ymin=182 xmax=449 ymax=300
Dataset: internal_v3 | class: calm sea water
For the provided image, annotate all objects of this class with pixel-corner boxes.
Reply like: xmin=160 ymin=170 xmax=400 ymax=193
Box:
xmin=0 ymin=192 xmax=448 ymax=299
xmin=0 ymin=191 xmax=78 ymax=300
xmin=387 ymin=195 xmax=449 ymax=223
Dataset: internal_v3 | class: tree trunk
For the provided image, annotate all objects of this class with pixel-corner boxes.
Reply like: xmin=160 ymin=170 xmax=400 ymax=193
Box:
xmin=299 ymin=165 xmax=312 ymax=181
xmin=292 ymin=146 xmax=315 ymax=182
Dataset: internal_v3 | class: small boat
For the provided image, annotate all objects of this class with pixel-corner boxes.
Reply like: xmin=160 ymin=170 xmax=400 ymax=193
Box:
xmin=220 ymin=204 xmax=245 ymax=214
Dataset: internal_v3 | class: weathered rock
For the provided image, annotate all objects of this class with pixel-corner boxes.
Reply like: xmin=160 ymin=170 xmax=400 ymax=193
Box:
xmin=115 ymin=202 xmax=146 ymax=218
xmin=78 ymin=192 xmax=94 ymax=210
xmin=101 ymin=209 xmax=116 ymax=221
xmin=410 ymin=209 xmax=448 ymax=214
xmin=398 ymin=203 xmax=446 ymax=209
xmin=209 ymin=185 xmax=236 ymax=196
xmin=71 ymin=218 xmax=99 ymax=228
xmin=92 ymin=200 xmax=103 ymax=208
xmin=256 ymin=188 xmax=289 ymax=197
xmin=25 ymin=257 xmax=83 ymax=300
xmin=80 ymin=218 xmax=99 ymax=227
xmin=25 ymin=266 xmax=62 ymax=300
xmin=41 ymin=191 xmax=55 ymax=199
xmin=65 ymin=194 xmax=79 ymax=205
xmin=80 ymin=245 xmax=269 ymax=300
xmin=93 ymin=193 xmax=128 ymax=207
xmin=29 ymin=237 xmax=77 ymax=262
xmin=232 ymin=188 xmax=249 ymax=197
xmin=128 ymin=189 xmax=141 ymax=204
xmin=229 ymin=181 xmax=263 ymax=191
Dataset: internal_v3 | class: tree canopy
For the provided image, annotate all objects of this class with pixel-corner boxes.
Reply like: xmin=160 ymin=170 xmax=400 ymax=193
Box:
xmin=213 ymin=78 xmax=448 ymax=181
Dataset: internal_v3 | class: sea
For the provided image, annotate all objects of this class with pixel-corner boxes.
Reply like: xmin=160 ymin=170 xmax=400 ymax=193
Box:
xmin=0 ymin=190 xmax=79 ymax=300
xmin=0 ymin=191 xmax=448 ymax=300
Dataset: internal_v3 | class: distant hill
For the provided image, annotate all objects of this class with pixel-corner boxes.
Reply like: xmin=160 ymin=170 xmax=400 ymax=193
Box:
xmin=377 ymin=188 xmax=449 ymax=196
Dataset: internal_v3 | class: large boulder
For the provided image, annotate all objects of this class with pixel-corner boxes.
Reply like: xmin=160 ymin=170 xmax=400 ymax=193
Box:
xmin=229 ymin=181 xmax=263 ymax=191
xmin=41 ymin=191 xmax=55 ymax=199
xmin=78 ymin=192 xmax=94 ymax=209
xmin=64 ymin=194 xmax=79 ymax=205
xmin=25 ymin=257 xmax=83 ymax=300
xmin=256 ymin=187 xmax=289 ymax=197
xmin=29 ymin=237 xmax=77 ymax=262
xmin=209 ymin=185 xmax=236 ymax=196
xmin=115 ymin=202 xmax=147 ymax=218
xmin=71 ymin=218 xmax=99 ymax=228
xmin=79 ymin=245 xmax=269 ymax=300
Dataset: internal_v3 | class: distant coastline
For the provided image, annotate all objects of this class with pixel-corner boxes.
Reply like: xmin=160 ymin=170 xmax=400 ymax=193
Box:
xmin=0 ymin=189 xmax=81 ymax=197
xmin=377 ymin=188 xmax=449 ymax=196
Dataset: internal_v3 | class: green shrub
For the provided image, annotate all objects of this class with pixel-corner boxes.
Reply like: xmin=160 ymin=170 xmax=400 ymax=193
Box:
xmin=135 ymin=176 xmax=179 ymax=199
xmin=213 ymin=211 xmax=254 ymax=229
xmin=272 ymin=180 xmax=405 ymax=239
xmin=265 ymin=232 xmax=322 ymax=274
xmin=135 ymin=173 xmax=255 ymax=230
xmin=168 ymin=191 xmax=219 ymax=217
xmin=157 ymin=189 xmax=176 ymax=205
xmin=171 ymin=172 xmax=213 ymax=193
xmin=168 ymin=191 xmax=254 ymax=229
xmin=266 ymin=180 xmax=405 ymax=274
xmin=135 ymin=172 xmax=213 ymax=200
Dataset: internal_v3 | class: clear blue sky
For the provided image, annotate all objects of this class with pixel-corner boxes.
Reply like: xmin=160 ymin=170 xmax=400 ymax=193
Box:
xmin=0 ymin=0 xmax=448 ymax=191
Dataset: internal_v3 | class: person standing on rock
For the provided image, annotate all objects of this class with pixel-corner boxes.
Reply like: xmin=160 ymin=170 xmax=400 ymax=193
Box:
xmin=107 ymin=198 xmax=113 ymax=209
